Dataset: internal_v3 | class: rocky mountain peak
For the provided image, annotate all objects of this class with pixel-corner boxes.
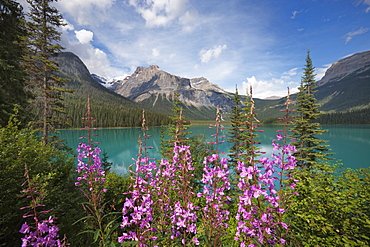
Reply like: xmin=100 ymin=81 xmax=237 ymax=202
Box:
xmin=318 ymin=50 xmax=370 ymax=86
xmin=115 ymin=65 xmax=192 ymax=98
xmin=113 ymin=65 xmax=234 ymax=113
xmin=190 ymin=77 xmax=227 ymax=93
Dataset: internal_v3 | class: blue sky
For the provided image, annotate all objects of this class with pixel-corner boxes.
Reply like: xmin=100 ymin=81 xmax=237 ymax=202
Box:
xmin=19 ymin=0 xmax=370 ymax=98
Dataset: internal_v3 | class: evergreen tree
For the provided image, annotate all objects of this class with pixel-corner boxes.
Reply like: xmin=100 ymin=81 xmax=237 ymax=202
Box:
xmin=0 ymin=0 xmax=30 ymax=126
xmin=291 ymin=50 xmax=332 ymax=169
xmin=239 ymin=86 xmax=262 ymax=165
xmin=23 ymin=0 xmax=70 ymax=144
xmin=159 ymin=91 xmax=190 ymax=158
xmin=228 ymin=86 xmax=243 ymax=167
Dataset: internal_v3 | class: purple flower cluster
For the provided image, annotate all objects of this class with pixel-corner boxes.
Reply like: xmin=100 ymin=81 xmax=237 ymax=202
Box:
xmin=75 ymin=143 xmax=106 ymax=193
xmin=119 ymin=157 xmax=157 ymax=244
xmin=119 ymin=144 xmax=200 ymax=246
xmin=170 ymin=201 xmax=198 ymax=244
xmin=151 ymin=144 xmax=199 ymax=245
xmin=197 ymin=154 xmax=231 ymax=243
xmin=19 ymin=164 xmax=64 ymax=247
xmin=20 ymin=216 xmax=62 ymax=247
xmin=198 ymin=155 xmax=231 ymax=226
xmin=235 ymin=135 xmax=298 ymax=246
xmin=120 ymin=134 xmax=297 ymax=246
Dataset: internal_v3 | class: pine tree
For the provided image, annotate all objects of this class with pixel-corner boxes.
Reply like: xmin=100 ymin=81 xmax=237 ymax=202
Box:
xmin=23 ymin=0 xmax=70 ymax=145
xmin=291 ymin=50 xmax=332 ymax=169
xmin=0 ymin=0 xmax=30 ymax=126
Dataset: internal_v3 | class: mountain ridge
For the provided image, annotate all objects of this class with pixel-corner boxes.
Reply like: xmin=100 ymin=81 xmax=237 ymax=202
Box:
xmin=52 ymin=52 xmax=172 ymax=127
xmin=57 ymin=50 xmax=370 ymax=124
xmin=113 ymin=65 xmax=234 ymax=120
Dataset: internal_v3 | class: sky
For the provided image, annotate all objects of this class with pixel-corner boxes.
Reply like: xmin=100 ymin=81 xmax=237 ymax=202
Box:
xmin=18 ymin=0 xmax=370 ymax=99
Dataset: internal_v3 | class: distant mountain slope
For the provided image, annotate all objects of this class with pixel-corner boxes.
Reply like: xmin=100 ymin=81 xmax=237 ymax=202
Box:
xmin=318 ymin=50 xmax=370 ymax=87
xmin=255 ymin=50 xmax=370 ymax=124
xmin=56 ymin=50 xmax=370 ymax=125
xmin=316 ymin=50 xmax=370 ymax=112
xmin=113 ymin=65 xmax=234 ymax=120
xmin=53 ymin=52 xmax=171 ymax=127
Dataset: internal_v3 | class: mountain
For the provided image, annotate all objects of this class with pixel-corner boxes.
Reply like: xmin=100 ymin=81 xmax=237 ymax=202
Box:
xmin=52 ymin=52 xmax=172 ymax=128
xmin=113 ymin=65 xmax=234 ymax=120
xmin=91 ymin=74 xmax=118 ymax=90
xmin=258 ymin=50 xmax=370 ymax=124
xmin=318 ymin=50 xmax=370 ymax=87
xmin=55 ymin=50 xmax=370 ymax=125
xmin=315 ymin=50 xmax=370 ymax=112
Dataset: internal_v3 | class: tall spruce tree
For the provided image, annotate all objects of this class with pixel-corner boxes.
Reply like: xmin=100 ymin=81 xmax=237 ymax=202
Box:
xmin=291 ymin=50 xmax=332 ymax=169
xmin=227 ymin=86 xmax=244 ymax=167
xmin=23 ymin=0 xmax=70 ymax=144
xmin=239 ymin=86 xmax=261 ymax=165
xmin=159 ymin=91 xmax=190 ymax=158
xmin=0 ymin=0 xmax=30 ymax=126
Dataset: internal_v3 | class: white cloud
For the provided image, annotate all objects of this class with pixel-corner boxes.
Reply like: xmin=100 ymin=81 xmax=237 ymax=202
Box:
xmin=199 ymin=45 xmax=227 ymax=63
xmin=128 ymin=0 xmax=192 ymax=27
xmin=61 ymin=19 xmax=74 ymax=31
xmin=56 ymin=0 xmax=115 ymax=25
xmin=283 ymin=68 xmax=298 ymax=76
xmin=179 ymin=10 xmax=198 ymax=32
xmin=240 ymin=66 xmax=303 ymax=99
xmin=344 ymin=27 xmax=369 ymax=43
xmin=152 ymin=48 xmax=160 ymax=57
xmin=291 ymin=10 xmax=302 ymax=19
xmin=242 ymin=76 xmax=281 ymax=99
xmin=316 ymin=64 xmax=331 ymax=80
xmin=356 ymin=0 xmax=370 ymax=12
xmin=75 ymin=30 xmax=94 ymax=44
xmin=67 ymin=40 xmax=126 ymax=80
xmin=242 ymin=78 xmax=299 ymax=99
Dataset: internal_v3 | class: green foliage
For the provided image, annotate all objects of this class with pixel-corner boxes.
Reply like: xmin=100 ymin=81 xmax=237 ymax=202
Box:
xmin=292 ymin=50 xmax=332 ymax=169
xmin=23 ymin=0 xmax=71 ymax=144
xmin=286 ymin=162 xmax=370 ymax=246
xmin=237 ymin=86 xmax=262 ymax=165
xmin=228 ymin=86 xmax=243 ymax=167
xmin=159 ymin=92 xmax=191 ymax=159
xmin=0 ymin=115 xmax=79 ymax=246
xmin=64 ymin=96 xmax=171 ymax=128
xmin=319 ymin=107 xmax=370 ymax=124
xmin=188 ymin=134 xmax=214 ymax=190
xmin=0 ymin=0 xmax=30 ymax=126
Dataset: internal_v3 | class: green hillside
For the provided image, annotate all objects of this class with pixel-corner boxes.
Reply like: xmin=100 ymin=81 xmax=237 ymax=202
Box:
xmin=54 ymin=52 xmax=172 ymax=128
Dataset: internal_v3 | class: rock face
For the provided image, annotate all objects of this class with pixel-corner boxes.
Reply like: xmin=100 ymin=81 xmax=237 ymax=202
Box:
xmin=53 ymin=52 xmax=91 ymax=79
xmin=315 ymin=50 xmax=370 ymax=112
xmin=114 ymin=65 xmax=234 ymax=113
xmin=318 ymin=50 xmax=370 ymax=86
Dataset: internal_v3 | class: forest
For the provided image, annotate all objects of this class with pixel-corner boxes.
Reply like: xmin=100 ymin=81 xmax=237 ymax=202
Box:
xmin=1 ymin=0 xmax=369 ymax=246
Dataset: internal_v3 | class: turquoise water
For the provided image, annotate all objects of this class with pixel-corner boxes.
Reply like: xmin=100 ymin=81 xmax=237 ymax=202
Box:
xmin=58 ymin=125 xmax=370 ymax=174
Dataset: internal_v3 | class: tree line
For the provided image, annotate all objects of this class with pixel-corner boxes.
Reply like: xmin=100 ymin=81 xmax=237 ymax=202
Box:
xmin=0 ymin=0 xmax=172 ymax=143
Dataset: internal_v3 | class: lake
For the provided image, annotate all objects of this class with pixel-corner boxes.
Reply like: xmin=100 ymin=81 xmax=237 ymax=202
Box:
xmin=58 ymin=124 xmax=370 ymax=174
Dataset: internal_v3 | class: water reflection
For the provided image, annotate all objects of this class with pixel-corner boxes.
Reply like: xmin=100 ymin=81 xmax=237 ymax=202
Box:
xmin=58 ymin=124 xmax=370 ymax=174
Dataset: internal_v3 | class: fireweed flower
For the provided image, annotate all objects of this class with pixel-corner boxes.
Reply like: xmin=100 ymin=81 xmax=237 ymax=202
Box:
xmin=75 ymin=142 xmax=106 ymax=192
xmin=20 ymin=216 xmax=62 ymax=247
xmin=119 ymin=157 xmax=157 ymax=244
xmin=160 ymin=144 xmax=199 ymax=245
xmin=20 ymin=164 xmax=63 ymax=247
xmin=121 ymin=144 xmax=199 ymax=246
xmin=145 ymin=144 xmax=198 ymax=245
xmin=197 ymin=154 xmax=231 ymax=244
xmin=235 ymin=135 xmax=298 ymax=246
